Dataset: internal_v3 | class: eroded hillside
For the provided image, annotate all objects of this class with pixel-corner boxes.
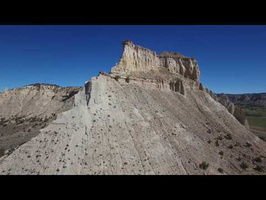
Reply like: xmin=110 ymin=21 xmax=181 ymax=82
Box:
xmin=0 ymin=84 xmax=82 ymax=156
xmin=0 ymin=41 xmax=265 ymax=174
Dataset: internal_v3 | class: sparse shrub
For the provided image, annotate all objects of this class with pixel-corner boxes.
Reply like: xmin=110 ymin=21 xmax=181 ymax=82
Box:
xmin=27 ymin=129 xmax=31 ymax=132
xmin=215 ymin=140 xmax=219 ymax=147
xmin=219 ymin=151 xmax=224 ymax=156
xmin=228 ymin=145 xmax=233 ymax=149
xmin=225 ymin=133 xmax=232 ymax=140
xmin=199 ymin=161 xmax=209 ymax=170
xmin=207 ymin=129 xmax=211 ymax=134
xmin=0 ymin=149 xmax=5 ymax=157
xmin=125 ymin=76 xmax=130 ymax=83
xmin=240 ymin=162 xmax=249 ymax=170
xmin=253 ymin=156 xmax=262 ymax=163
xmin=245 ymin=142 xmax=252 ymax=148
xmin=254 ymin=165 xmax=265 ymax=172
xmin=207 ymin=140 xmax=212 ymax=144
xmin=218 ymin=168 xmax=224 ymax=173
xmin=114 ymin=75 xmax=120 ymax=81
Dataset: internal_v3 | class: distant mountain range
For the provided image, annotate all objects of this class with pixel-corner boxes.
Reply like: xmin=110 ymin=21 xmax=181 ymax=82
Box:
xmin=216 ymin=93 xmax=266 ymax=107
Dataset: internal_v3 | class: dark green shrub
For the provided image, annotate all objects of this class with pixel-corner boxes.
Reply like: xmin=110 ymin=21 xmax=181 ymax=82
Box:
xmin=240 ymin=162 xmax=249 ymax=170
xmin=254 ymin=165 xmax=265 ymax=172
xmin=0 ymin=149 xmax=5 ymax=157
xmin=114 ymin=75 xmax=120 ymax=81
xmin=225 ymin=133 xmax=232 ymax=140
xmin=199 ymin=161 xmax=209 ymax=170
xmin=125 ymin=76 xmax=130 ymax=83
xmin=253 ymin=156 xmax=262 ymax=163
xmin=245 ymin=142 xmax=252 ymax=148
xmin=218 ymin=168 xmax=224 ymax=173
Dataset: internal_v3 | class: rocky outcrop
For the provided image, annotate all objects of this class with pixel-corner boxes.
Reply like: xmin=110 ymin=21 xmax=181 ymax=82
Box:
xmin=217 ymin=94 xmax=249 ymax=128
xmin=0 ymin=84 xmax=82 ymax=154
xmin=0 ymin=84 xmax=82 ymax=119
xmin=111 ymin=40 xmax=200 ymax=81
xmin=0 ymin=42 xmax=265 ymax=175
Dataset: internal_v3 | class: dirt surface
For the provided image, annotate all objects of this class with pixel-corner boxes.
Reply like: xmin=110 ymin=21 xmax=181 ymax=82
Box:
xmin=0 ymin=75 xmax=265 ymax=175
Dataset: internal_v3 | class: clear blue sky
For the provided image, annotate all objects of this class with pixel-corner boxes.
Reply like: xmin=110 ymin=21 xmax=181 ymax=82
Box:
xmin=0 ymin=25 xmax=265 ymax=94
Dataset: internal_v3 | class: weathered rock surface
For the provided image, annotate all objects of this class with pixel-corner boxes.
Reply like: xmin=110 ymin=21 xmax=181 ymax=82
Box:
xmin=0 ymin=84 xmax=82 ymax=153
xmin=111 ymin=40 xmax=200 ymax=81
xmin=217 ymin=94 xmax=249 ymax=128
xmin=0 ymin=41 xmax=265 ymax=175
xmin=0 ymin=84 xmax=82 ymax=119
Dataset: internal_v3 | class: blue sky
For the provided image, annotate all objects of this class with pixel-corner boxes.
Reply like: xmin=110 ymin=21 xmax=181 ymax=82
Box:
xmin=0 ymin=25 xmax=265 ymax=94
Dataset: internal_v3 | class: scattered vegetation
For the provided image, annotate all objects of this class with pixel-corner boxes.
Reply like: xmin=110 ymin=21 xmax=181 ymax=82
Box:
xmin=215 ymin=140 xmax=219 ymax=147
xmin=247 ymin=116 xmax=266 ymax=128
xmin=228 ymin=145 xmax=233 ymax=149
xmin=199 ymin=161 xmax=209 ymax=170
xmin=219 ymin=151 xmax=224 ymax=156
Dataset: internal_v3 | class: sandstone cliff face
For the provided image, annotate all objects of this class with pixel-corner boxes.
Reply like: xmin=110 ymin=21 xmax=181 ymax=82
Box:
xmin=111 ymin=41 xmax=200 ymax=81
xmin=0 ymin=42 xmax=265 ymax=175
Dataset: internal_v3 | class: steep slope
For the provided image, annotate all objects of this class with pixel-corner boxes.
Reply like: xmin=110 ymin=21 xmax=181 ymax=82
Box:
xmin=0 ymin=84 xmax=82 ymax=155
xmin=0 ymin=41 xmax=265 ymax=175
xmin=216 ymin=94 xmax=249 ymax=128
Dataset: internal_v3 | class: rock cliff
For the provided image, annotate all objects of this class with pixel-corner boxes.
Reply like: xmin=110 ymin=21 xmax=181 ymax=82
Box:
xmin=0 ymin=42 xmax=265 ymax=175
xmin=111 ymin=40 xmax=200 ymax=81
xmin=217 ymin=94 xmax=249 ymax=128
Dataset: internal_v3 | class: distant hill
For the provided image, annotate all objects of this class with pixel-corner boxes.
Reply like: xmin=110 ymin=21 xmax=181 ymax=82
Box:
xmin=216 ymin=93 xmax=266 ymax=107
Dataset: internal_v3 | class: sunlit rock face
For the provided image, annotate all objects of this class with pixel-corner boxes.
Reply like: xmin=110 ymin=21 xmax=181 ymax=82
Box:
xmin=111 ymin=41 xmax=200 ymax=82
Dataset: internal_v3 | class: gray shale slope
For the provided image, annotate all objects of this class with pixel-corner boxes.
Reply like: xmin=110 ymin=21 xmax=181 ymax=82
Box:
xmin=0 ymin=84 xmax=82 ymax=153
xmin=0 ymin=41 xmax=265 ymax=175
